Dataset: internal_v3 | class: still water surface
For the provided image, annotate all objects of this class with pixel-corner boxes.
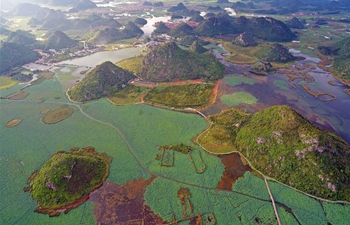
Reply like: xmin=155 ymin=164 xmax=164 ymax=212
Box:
xmin=58 ymin=47 xmax=142 ymax=67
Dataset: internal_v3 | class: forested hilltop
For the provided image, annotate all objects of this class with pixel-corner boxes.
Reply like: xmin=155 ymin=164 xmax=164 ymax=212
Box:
xmin=68 ymin=61 xmax=135 ymax=102
xmin=201 ymin=105 xmax=350 ymax=201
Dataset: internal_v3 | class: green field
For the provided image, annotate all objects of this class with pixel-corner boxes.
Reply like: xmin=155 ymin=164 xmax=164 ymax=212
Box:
xmin=84 ymin=100 xmax=224 ymax=188
xmin=0 ymin=76 xmax=18 ymax=90
xmin=144 ymin=83 xmax=215 ymax=108
xmin=108 ymin=84 xmax=151 ymax=105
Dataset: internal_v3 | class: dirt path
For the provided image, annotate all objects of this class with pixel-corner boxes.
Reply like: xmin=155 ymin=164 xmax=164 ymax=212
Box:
xmin=264 ymin=176 xmax=281 ymax=225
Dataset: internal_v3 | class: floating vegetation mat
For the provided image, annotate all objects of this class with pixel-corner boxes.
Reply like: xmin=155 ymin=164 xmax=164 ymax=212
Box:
xmin=40 ymin=108 xmax=51 ymax=114
xmin=41 ymin=107 xmax=73 ymax=124
xmin=223 ymin=75 xmax=255 ymax=86
xmin=5 ymin=118 xmax=22 ymax=127
xmin=221 ymin=92 xmax=257 ymax=107
xmin=4 ymin=91 xmax=29 ymax=100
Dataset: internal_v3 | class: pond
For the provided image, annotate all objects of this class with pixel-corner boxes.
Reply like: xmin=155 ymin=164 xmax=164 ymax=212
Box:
xmin=57 ymin=47 xmax=142 ymax=67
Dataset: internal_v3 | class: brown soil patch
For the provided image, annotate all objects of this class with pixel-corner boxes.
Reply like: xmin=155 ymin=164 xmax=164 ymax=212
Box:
xmin=42 ymin=107 xmax=73 ymax=124
xmin=38 ymin=71 xmax=55 ymax=79
xmin=89 ymin=178 xmax=166 ymax=225
xmin=217 ymin=153 xmax=252 ymax=191
xmin=6 ymin=118 xmax=22 ymax=127
xmin=198 ymin=80 xmax=221 ymax=111
xmin=5 ymin=91 xmax=29 ymax=100
xmin=158 ymin=79 xmax=204 ymax=86
xmin=40 ymin=108 xmax=51 ymax=114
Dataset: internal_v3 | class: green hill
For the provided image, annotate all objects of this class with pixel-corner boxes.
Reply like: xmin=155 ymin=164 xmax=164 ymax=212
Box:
xmin=233 ymin=32 xmax=256 ymax=47
xmin=285 ymin=17 xmax=305 ymax=29
xmin=0 ymin=42 xmax=41 ymax=75
xmin=68 ymin=61 xmax=135 ymax=102
xmin=189 ymin=14 xmax=204 ymax=22
xmin=204 ymin=105 xmax=350 ymax=201
xmin=42 ymin=18 xmax=72 ymax=30
xmin=189 ymin=40 xmax=208 ymax=54
xmin=28 ymin=17 xmax=41 ymax=26
xmin=11 ymin=3 xmax=44 ymax=17
xmin=194 ymin=15 xmax=296 ymax=42
xmin=255 ymin=43 xmax=296 ymax=63
xmin=318 ymin=37 xmax=350 ymax=83
xmin=45 ymin=30 xmax=78 ymax=50
xmin=153 ymin=22 xmax=170 ymax=34
xmin=168 ymin=23 xmax=193 ymax=37
xmin=6 ymin=30 xmax=37 ymax=46
xmin=139 ymin=42 xmax=224 ymax=82
xmin=168 ymin=2 xmax=187 ymax=12
xmin=92 ymin=22 xmax=143 ymax=44
xmin=92 ymin=18 xmax=122 ymax=28
xmin=134 ymin=18 xmax=147 ymax=26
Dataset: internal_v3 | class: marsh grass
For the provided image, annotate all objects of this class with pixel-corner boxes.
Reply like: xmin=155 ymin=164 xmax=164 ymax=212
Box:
xmin=41 ymin=107 xmax=74 ymax=124
xmin=5 ymin=91 xmax=29 ymax=100
xmin=144 ymin=83 xmax=214 ymax=108
xmin=5 ymin=118 xmax=22 ymax=127
xmin=108 ymin=84 xmax=150 ymax=104
xmin=0 ymin=76 xmax=18 ymax=89
xmin=221 ymin=92 xmax=257 ymax=107
xmin=116 ymin=55 xmax=145 ymax=75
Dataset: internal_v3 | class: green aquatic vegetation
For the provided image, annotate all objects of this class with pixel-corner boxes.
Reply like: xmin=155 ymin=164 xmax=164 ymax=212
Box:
xmin=145 ymin=83 xmax=214 ymax=108
xmin=223 ymin=75 xmax=255 ymax=86
xmin=322 ymin=202 xmax=350 ymax=225
xmin=84 ymin=101 xmax=224 ymax=188
xmin=145 ymin=177 xmax=281 ymax=224
xmin=0 ymin=100 xmax=148 ymax=224
xmin=268 ymin=180 xmax=328 ymax=224
xmin=220 ymin=92 xmax=257 ymax=107
xmin=232 ymin=172 xmax=270 ymax=201
xmin=274 ymin=80 xmax=288 ymax=90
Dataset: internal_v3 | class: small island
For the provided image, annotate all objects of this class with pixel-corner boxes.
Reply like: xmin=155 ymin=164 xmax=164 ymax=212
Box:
xmin=24 ymin=147 xmax=111 ymax=216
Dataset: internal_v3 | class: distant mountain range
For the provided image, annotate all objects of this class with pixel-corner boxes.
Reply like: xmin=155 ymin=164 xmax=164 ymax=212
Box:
xmin=45 ymin=30 xmax=79 ymax=50
xmin=161 ymin=13 xmax=297 ymax=42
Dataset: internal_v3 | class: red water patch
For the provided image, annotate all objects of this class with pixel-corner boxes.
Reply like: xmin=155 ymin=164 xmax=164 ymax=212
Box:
xmin=89 ymin=178 xmax=166 ymax=224
xmin=217 ymin=153 xmax=252 ymax=191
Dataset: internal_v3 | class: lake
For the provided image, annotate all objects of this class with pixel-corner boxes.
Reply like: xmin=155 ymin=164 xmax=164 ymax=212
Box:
xmin=141 ymin=15 xmax=171 ymax=38
xmin=57 ymin=47 xmax=142 ymax=67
